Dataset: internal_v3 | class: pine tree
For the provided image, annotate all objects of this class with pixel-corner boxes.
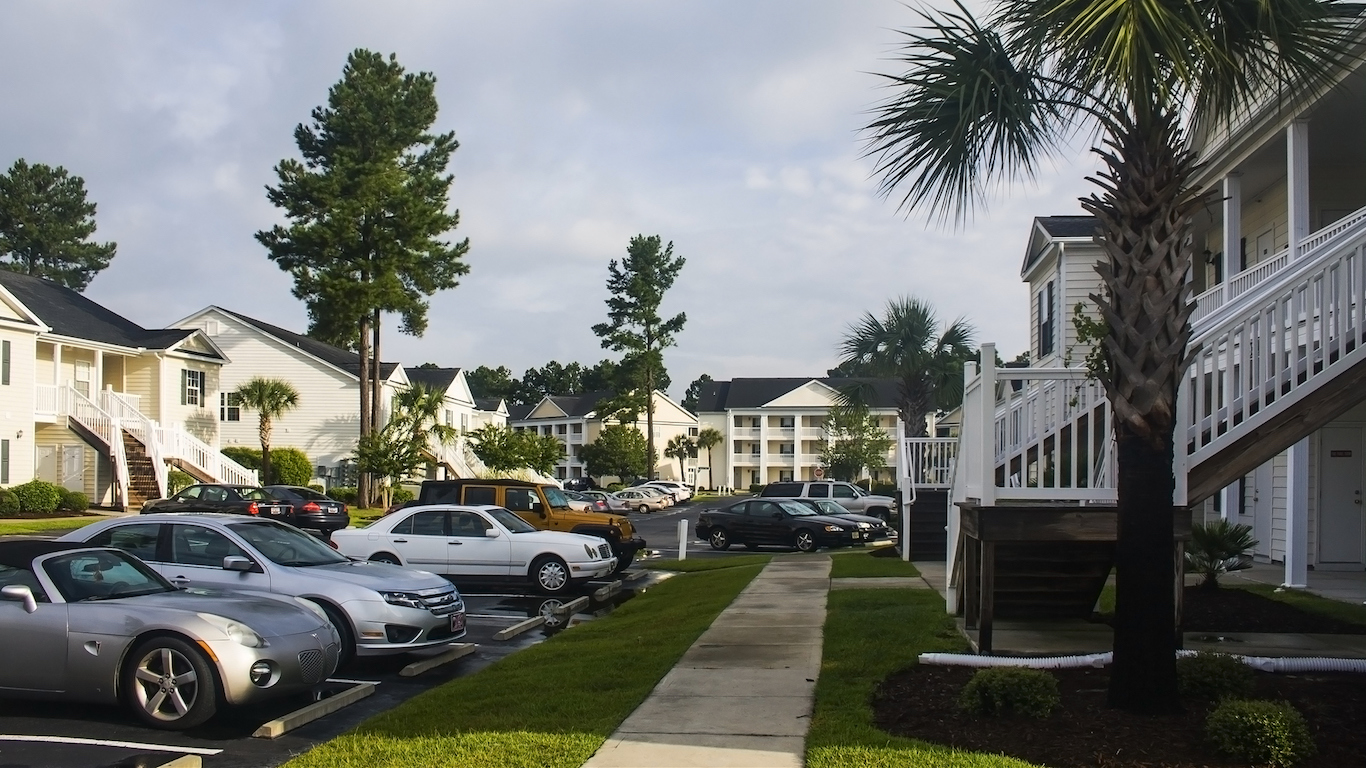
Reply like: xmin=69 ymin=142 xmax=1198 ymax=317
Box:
xmin=0 ymin=159 xmax=116 ymax=291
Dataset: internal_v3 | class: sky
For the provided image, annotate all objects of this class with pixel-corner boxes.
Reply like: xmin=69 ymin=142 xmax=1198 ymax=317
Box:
xmin=0 ymin=0 xmax=1103 ymax=399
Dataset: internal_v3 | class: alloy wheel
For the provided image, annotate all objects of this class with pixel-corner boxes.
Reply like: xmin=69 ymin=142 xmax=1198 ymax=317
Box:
xmin=132 ymin=647 xmax=199 ymax=722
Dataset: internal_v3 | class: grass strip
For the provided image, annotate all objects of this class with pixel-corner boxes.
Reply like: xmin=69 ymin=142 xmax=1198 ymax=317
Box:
xmin=641 ymin=554 xmax=772 ymax=572
xmin=0 ymin=516 xmax=101 ymax=535
xmin=829 ymin=549 xmax=921 ymax=578
xmin=1095 ymin=581 xmax=1366 ymax=626
xmin=285 ymin=563 xmax=765 ymax=768
xmin=807 ymin=589 xmax=1042 ymax=768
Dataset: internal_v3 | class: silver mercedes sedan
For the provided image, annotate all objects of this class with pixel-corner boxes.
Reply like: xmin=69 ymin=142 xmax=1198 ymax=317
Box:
xmin=0 ymin=541 xmax=340 ymax=730
xmin=65 ymin=514 xmax=466 ymax=664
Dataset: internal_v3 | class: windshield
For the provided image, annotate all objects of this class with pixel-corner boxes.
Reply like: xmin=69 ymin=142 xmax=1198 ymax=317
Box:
xmin=776 ymin=500 xmax=818 ymax=516
xmin=541 ymin=486 xmax=571 ymax=510
xmin=239 ymin=487 xmax=277 ymax=501
xmin=810 ymin=500 xmax=850 ymax=516
xmin=228 ymin=521 xmax=350 ymax=567
xmin=487 ymin=507 xmax=538 ymax=533
xmin=43 ymin=550 xmax=175 ymax=602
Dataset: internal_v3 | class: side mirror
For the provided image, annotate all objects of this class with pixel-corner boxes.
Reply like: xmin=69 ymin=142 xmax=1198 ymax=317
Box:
xmin=1 ymin=584 xmax=38 ymax=614
xmin=484 ymin=528 xmax=500 ymax=538
xmin=222 ymin=555 xmax=257 ymax=573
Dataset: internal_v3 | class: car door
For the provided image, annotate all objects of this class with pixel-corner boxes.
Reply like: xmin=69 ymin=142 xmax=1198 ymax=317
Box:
xmin=387 ymin=510 xmax=452 ymax=573
xmin=163 ymin=523 xmax=271 ymax=592
xmin=0 ymin=563 xmax=68 ymax=692
xmin=85 ymin=521 xmax=163 ymax=564
xmin=447 ymin=510 xmax=511 ymax=577
xmin=746 ymin=500 xmax=788 ymax=544
xmin=831 ymin=483 xmax=860 ymax=511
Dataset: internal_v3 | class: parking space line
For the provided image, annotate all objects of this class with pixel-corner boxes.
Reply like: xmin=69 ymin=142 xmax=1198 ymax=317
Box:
xmin=326 ymin=677 xmax=381 ymax=686
xmin=0 ymin=734 xmax=223 ymax=755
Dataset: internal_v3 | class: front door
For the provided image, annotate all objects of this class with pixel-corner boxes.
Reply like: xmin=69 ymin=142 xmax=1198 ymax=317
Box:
xmin=61 ymin=446 xmax=84 ymax=492
xmin=1319 ymin=427 xmax=1365 ymax=565
xmin=35 ymin=446 xmax=57 ymax=483
xmin=1238 ymin=462 xmax=1273 ymax=558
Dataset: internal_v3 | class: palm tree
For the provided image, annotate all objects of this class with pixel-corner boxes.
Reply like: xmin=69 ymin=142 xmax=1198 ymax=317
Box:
xmin=663 ymin=434 xmax=696 ymax=485
xmin=695 ymin=427 xmax=724 ymax=490
xmin=838 ymin=296 xmax=974 ymax=437
xmin=234 ymin=378 xmax=301 ymax=485
xmin=363 ymin=383 xmax=459 ymax=507
xmin=862 ymin=0 xmax=1350 ymax=713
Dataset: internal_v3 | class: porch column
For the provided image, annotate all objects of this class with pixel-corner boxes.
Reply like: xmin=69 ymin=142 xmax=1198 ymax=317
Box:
xmin=1283 ymin=437 xmax=1309 ymax=588
xmin=93 ymin=350 xmax=103 ymax=398
xmin=1221 ymin=173 xmax=1241 ymax=290
xmin=978 ymin=343 xmax=997 ymax=506
xmin=1287 ymin=119 xmax=1310 ymax=257
xmin=53 ymin=343 xmax=62 ymax=385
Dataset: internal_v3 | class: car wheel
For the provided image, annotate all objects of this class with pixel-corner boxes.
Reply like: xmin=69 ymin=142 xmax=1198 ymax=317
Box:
xmin=319 ymin=603 xmax=356 ymax=668
xmin=869 ymin=508 xmax=892 ymax=525
xmin=369 ymin=552 xmax=401 ymax=565
xmin=611 ymin=548 xmax=634 ymax=574
xmin=709 ymin=528 xmax=730 ymax=551
xmin=794 ymin=529 xmax=818 ymax=553
xmin=121 ymin=637 xmax=218 ymax=730
xmin=638 ymin=504 xmax=650 ymax=514
xmin=532 ymin=555 xmax=571 ymax=595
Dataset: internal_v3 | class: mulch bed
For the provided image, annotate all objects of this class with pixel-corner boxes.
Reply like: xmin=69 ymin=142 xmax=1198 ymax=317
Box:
xmin=1181 ymin=586 xmax=1366 ymax=634
xmin=874 ymin=665 xmax=1366 ymax=767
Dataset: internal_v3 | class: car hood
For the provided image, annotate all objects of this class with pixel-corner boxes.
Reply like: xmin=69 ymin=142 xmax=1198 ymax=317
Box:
xmin=294 ymin=559 xmax=454 ymax=592
xmin=115 ymin=589 xmax=329 ymax=637
xmin=827 ymin=512 xmax=888 ymax=526
xmin=792 ymin=514 xmax=866 ymax=528
xmin=504 ymin=529 xmax=610 ymax=551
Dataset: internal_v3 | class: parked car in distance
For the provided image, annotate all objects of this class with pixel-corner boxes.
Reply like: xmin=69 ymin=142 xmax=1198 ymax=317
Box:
xmin=0 ymin=541 xmax=340 ymax=729
xmin=262 ymin=485 xmax=350 ymax=534
xmin=143 ymin=484 xmax=292 ymax=520
xmin=64 ymin=515 xmax=465 ymax=664
xmin=332 ymin=504 xmax=618 ymax=595
xmin=581 ymin=490 xmax=628 ymax=512
xmin=560 ymin=490 xmax=594 ymax=512
xmin=612 ymin=488 xmax=670 ymax=513
xmin=634 ymin=486 xmax=674 ymax=506
xmin=561 ymin=477 xmax=597 ymax=492
xmin=789 ymin=498 xmax=892 ymax=542
xmin=695 ymin=498 xmax=872 ymax=552
xmin=417 ymin=479 xmax=645 ymax=572
xmin=643 ymin=481 xmax=692 ymax=502
xmin=758 ymin=481 xmax=896 ymax=522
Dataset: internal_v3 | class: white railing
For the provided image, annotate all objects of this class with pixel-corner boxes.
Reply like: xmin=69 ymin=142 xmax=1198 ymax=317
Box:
xmin=154 ymin=427 xmax=258 ymax=487
xmin=38 ymin=384 xmax=134 ymax=509
xmin=101 ymin=390 xmax=166 ymax=498
xmin=903 ymin=437 xmax=957 ymax=489
xmin=800 ymin=427 xmax=826 ymax=439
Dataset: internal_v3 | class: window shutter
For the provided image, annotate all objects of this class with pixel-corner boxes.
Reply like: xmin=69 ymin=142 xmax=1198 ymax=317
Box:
xmin=1 ymin=439 xmax=9 ymax=484
xmin=181 ymin=369 xmax=188 ymax=406
xmin=1 ymin=340 xmax=9 ymax=386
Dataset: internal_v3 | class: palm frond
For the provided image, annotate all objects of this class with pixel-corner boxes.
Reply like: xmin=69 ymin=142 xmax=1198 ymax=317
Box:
xmin=863 ymin=1 xmax=1065 ymax=222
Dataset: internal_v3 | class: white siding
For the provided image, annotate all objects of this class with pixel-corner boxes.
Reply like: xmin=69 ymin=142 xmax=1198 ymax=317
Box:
xmin=1062 ymin=244 xmax=1105 ymax=361
xmin=0 ymin=327 xmax=38 ymax=485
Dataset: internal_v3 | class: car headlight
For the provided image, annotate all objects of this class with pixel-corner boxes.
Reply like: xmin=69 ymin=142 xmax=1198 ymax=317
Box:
xmin=294 ymin=597 xmax=330 ymax=621
xmin=379 ymin=591 xmax=424 ymax=609
xmin=858 ymin=522 xmax=872 ymax=529
xmin=584 ymin=544 xmax=597 ymax=559
xmin=823 ymin=525 xmax=845 ymax=532
xmin=197 ymin=613 xmax=267 ymax=648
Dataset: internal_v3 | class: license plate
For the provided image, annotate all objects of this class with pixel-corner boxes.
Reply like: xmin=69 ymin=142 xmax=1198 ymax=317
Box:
xmin=268 ymin=508 xmax=283 ymax=516
xmin=451 ymin=613 xmax=466 ymax=633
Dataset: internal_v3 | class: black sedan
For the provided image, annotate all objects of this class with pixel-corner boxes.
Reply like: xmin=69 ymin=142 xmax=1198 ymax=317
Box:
xmin=695 ymin=498 xmax=872 ymax=553
xmin=263 ymin=485 xmax=351 ymax=534
xmin=789 ymin=498 xmax=893 ymax=542
xmin=142 ymin=484 xmax=291 ymax=521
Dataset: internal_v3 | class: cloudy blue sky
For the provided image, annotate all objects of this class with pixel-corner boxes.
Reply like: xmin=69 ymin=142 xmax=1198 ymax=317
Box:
xmin=1 ymin=1 xmax=1101 ymax=398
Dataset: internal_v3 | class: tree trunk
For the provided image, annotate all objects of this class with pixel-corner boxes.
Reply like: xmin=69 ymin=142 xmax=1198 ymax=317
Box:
xmin=1107 ymin=425 xmax=1180 ymax=713
xmin=371 ymin=308 xmax=382 ymax=505
xmin=259 ymin=415 xmax=272 ymax=485
xmin=645 ymin=370 xmax=656 ymax=480
xmin=358 ymin=316 xmax=371 ymax=507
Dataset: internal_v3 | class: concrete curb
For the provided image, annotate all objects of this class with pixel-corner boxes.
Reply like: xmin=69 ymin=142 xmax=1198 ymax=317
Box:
xmin=555 ymin=596 xmax=590 ymax=614
xmin=252 ymin=683 xmax=375 ymax=739
xmin=494 ymin=616 xmax=545 ymax=640
xmin=400 ymin=643 xmax=477 ymax=677
xmin=154 ymin=757 xmax=201 ymax=768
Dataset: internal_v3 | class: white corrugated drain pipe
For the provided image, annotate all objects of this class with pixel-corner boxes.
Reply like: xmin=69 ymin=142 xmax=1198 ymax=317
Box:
xmin=918 ymin=651 xmax=1366 ymax=674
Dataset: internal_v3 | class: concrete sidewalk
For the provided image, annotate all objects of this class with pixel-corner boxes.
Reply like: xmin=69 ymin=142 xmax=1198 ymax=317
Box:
xmin=584 ymin=556 xmax=831 ymax=768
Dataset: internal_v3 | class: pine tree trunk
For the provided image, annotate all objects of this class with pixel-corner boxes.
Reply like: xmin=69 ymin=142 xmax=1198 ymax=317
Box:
xmin=358 ymin=316 xmax=371 ymax=508
xmin=371 ymin=309 xmax=382 ymax=505
xmin=645 ymin=370 xmax=656 ymax=481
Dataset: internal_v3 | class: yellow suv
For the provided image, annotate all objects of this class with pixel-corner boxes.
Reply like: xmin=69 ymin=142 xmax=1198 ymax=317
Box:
xmin=417 ymin=479 xmax=645 ymax=572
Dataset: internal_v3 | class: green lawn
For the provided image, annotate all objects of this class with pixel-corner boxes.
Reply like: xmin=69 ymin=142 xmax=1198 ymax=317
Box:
xmin=285 ymin=563 xmax=765 ymax=768
xmin=829 ymin=549 xmax=921 ymax=578
xmin=0 ymin=515 xmax=102 ymax=535
xmin=640 ymin=554 xmax=772 ymax=572
xmin=1094 ymin=580 xmax=1366 ymax=626
xmin=806 ymin=589 xmax=1042 ymax=768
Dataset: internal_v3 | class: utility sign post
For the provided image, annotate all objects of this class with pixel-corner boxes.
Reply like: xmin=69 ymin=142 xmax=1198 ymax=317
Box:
xmin=814 ymin=467 xmax=824 ymax=479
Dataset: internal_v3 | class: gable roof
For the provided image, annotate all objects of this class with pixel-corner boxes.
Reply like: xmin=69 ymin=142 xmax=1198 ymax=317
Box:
xmin=213 ymin=308 xmax=399 ymax=379
xmin=404 ymin=366 xmax=460 ymax=392
xmin=544 ymin=391 xmax=615 ymax=419
xmin=697 ymin=378 xmax=899 ymax=411
xmin=474 ymin=397 xmax=506 ymax=413
xmin=1022 ymin=216 xmax=1099 ymax=275
xmin=507 ymin=402 xmax=535 ymax=420
xmin=0 ymin=270 xmax=218 ymax=356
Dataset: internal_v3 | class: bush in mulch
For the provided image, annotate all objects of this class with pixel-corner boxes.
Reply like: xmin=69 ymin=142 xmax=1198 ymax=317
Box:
xmin=873 ymin=664 xmax=1366 ymax=768
xmin=1177 ymin=652 xmax=1256 ymax=702
xmin=958 ymin=667 xmax=1060 ymax=719
xmin=1207 ymin=698 xmax=1316 ymax=768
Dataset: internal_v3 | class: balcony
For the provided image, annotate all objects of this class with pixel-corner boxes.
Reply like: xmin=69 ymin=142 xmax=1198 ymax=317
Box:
xmin=733 ymin=427 xmax=761 ymax=438
xmin=800 ymin=453 xmax=825 ymax=464
xmin=770 ymin=427 xmax=796 ymax=439
xmin=800 ymin=427 xmax=825 ymax=440
xmin=771 ymin=453 xmax=796 ymax=465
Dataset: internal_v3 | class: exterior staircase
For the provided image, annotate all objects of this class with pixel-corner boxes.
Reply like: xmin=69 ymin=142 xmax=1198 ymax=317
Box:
xmin=121 ymin=431 xmax=162 ymax=510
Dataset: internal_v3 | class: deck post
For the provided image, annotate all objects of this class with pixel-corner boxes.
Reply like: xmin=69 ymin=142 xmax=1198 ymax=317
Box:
xmin=979 ymin=541 xmax=996 ymax=654
xmin=964 ymin=534 xmax=980 ymax=630
xmin=978 ymin=343 xmax=997 ymax=506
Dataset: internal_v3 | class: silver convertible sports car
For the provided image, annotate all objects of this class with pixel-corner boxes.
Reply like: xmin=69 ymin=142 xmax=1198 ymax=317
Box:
xmin=0 ymin=541 xmax=340 ymax=730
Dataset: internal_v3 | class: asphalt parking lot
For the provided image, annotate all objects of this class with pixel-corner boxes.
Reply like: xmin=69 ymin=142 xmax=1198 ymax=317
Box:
xmin=0 ymin=573 xmax=664 ymax=768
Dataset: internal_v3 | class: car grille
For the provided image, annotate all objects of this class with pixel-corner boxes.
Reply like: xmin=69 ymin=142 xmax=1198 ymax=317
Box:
xmin=598 ymin=543 xmax=611 ymax=559
xmin=299 ymin=649 xmax=325 ymax=684
xmin=324 ymin=642 xmax=339 ymax=673
xmin=419 ymin=587 xmax=462 ymax=616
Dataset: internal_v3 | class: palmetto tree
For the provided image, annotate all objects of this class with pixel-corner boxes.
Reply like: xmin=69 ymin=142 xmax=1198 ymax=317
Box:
xmin=864 ymin=0 xmax=1350 ymax=713
xmin=663 ymin=434 xmax=696 ymax=485
xmin=695 ymin=427 xmax=724 ymax=489
xmin=839 ymin=296 xmax=974 ymax=437
xmin=234 ymin=378 xmax=301 ymax=485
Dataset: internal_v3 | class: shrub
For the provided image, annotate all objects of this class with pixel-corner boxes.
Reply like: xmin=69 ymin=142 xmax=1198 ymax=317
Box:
xmin=391 ymin=486 xmax=415 ymax=503
xmin=307 ymin=484 xmax=325 ymax=494
xmin=872 ymin=483 xmax=899 ymax=496
xmin=0 ymin=489 xmax=19 ymax=516
xmin=748 ymin=483 xmax=764 ymax=494
xmin=1186 ymin=519 xmax=1258 ymax=589
xmin=221 ymin=446 xmax=262 ymax=470
xmin=1207 ymin=699 xmax=1315 ymax=768
xmin=329 ymin=486 xmax=358 ymax=504
xmin=958 ymin=667 xmax=1060 ymax=719
xmin=12 ymin=480 xmax=63 ymax=515
xmin=267 ymin=447 xmax=313 ymax=485
xmin=167 ymin=470 xmax=196 ymax=494
xmin=606 ymin=482 xmax=624 ymax=492
xmin=57 ymin=489 xmax=89 ymax=513
xmin=1177 ymin=652 xmax=1255 ymax=702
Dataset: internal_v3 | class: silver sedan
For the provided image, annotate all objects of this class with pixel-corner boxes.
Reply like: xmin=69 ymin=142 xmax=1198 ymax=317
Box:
xmin=0 ymin=541 xmax=339 ymax=729
xmin=64 ymin=514 xmax=466 ymax=664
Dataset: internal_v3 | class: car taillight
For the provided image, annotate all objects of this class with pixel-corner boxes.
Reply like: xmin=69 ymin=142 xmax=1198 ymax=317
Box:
xmin=302 ymin=502 xmax=321 ymax=512
xmin=247 ymin=502 xmax=259 ymax=515
xmin=342 ymin=505 xmax=348 ymax=514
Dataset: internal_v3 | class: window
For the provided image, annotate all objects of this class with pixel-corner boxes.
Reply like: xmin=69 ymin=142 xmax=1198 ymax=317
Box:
xmin=688 ymin=427 xmax=698 ymax=436
xmin=1 ymin=340 xmax=9 ymax=385
xmin=556 ymin=467 xmax=566 ymax=479
xmin=181 ymin=369 xmax=204 ymax=407
xmin=220 ymin=392 xmax=241 ymax=421
xmin=832 ymin=484 xmax=857 ymax=499
xmin=0 ymin=564 xmax=47 ymax=601
xmin=571 ymin=423 xmax=582 ymax=435
xmin=88 ymin=523 xmax=162 ymax=562
xmin=463 ymin=486 xmax=497 ymax=505
xmin=556 ymin=424 xmax=567 ymax=435
xmin=445 ymin=409 xmax=454 ymax=426
xmin=778 ymin=444 xmax=795 ymax=455
xmin=394 ymin=510 xmax=446 ymax=536
xmin=808 ymin=484 xmax=829 ymax=498
xmin=168 ymin=525 xmax=246 ymax=567
xmin=505 ymin=488 xmax=538 ymax=512
xmin=1038 ymin=280 xmax=1056 ymax=357
xmin=778 ymin=417 xmax=795 ymax=428
xmin=451 ymin=511 xmax=491 ymax=537
xmin=74 ymin=361 xmax=91 ymax=397
xmin=174 ymin=485 xmax=202 ymax=500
